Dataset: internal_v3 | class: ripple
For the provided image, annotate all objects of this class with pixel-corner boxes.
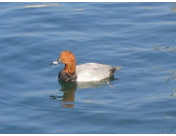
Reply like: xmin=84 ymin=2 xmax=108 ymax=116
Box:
xmin=25 ymin=4 xmax=59 ymax=8
xmin=153 ymin=44 xmax=176 ymax=52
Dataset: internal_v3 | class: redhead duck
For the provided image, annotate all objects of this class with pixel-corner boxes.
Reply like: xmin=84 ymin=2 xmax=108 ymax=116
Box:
xmin=51 ymin=50 xmax=121 ymax=83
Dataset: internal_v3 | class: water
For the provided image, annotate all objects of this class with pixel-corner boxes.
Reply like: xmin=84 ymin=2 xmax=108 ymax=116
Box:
xmin=0 ymin=2 xmax=176 ymax=134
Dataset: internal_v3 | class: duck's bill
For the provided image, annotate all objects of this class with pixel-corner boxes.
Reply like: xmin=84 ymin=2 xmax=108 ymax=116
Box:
xmin=51 ymin=60 xmax=60 ymax=65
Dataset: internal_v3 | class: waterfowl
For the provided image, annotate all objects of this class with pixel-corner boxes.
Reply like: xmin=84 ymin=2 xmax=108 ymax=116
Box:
xmin=51 ymin=50 xmax=121 ymax=83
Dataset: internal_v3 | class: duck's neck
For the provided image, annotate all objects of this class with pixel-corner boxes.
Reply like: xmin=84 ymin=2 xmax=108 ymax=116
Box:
xmin=64 ymin=63 xmax=76 ymax=74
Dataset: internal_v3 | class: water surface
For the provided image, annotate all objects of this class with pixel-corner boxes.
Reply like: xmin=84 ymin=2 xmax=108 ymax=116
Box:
xmin=0 ymin=2 xmax=176 ymax=134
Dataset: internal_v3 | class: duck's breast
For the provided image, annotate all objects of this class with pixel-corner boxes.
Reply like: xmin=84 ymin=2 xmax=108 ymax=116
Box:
xmin=76 ymin=63 xmax=113 ymax=82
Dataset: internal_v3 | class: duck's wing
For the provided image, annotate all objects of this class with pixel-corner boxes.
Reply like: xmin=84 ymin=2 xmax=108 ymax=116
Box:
xmin=76 ymin=63 xmax=115 ymax=82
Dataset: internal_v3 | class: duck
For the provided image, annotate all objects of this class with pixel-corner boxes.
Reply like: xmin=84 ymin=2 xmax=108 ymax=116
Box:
xmin=51 ymin=50 xmax=121 ymax=83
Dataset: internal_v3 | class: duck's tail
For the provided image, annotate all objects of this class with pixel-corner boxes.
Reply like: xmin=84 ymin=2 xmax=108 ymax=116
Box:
xmin=114 ymin=66 xmax=121 ymax=71
xmin=110 ymin=66 xmax=121 ymax=76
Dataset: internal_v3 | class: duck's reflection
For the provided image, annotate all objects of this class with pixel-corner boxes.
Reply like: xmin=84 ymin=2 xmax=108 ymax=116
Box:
xmin=50 ymin=76 xmax=118 ymax=108
xmin=49 ymin=81 xmax=77 ymax=108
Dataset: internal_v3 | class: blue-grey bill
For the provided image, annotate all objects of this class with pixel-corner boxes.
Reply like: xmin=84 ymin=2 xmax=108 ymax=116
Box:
xmin=51 ymin=60 xmax=59 ymax=65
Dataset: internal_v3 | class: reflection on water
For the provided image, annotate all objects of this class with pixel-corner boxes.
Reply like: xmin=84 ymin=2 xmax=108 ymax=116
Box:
xmin=77 ymin=76 xmax=118 ymax=89
xmin=153 ymin=44 xmax=176 ymax=52
xmin=153 ymin=44 xmax=176 ymax=97
xmin=171 ymin=91 xmax=176 ymax=97
xmin=171 ymin=2 xmax=176 ymax=13
xmin=153 ymin=44 xmax=176 ymax=83
xmin=152 ymin=65 xmax=176 ymax=96
xmin=25 ymin=3 xmax=59 ymax=8
xmin=166 ymin=71 xmax=176 ymax=83
xmin=153 ymin=66 xmax=176 ymax=99
xmin=50 ymin=76 xmax=118 ymax=108
xmin=50 ymin=81 xmax=77 ymax=108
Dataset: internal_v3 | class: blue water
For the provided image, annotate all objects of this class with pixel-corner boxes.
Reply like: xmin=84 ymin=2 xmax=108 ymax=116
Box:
xmin=1 ymin=2 xmax=176 ymax=134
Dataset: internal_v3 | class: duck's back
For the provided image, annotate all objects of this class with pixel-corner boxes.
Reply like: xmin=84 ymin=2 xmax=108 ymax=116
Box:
xmin=76 ymin=63 xmax=116 ymax=82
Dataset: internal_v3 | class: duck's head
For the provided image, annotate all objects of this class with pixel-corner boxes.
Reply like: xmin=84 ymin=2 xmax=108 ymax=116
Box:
xmin=51 ymin=50 xmax=76 ymax=74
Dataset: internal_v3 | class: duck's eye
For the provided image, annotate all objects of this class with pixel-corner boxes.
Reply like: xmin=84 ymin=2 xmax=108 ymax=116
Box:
xmin=57 ymin=58 xmax=62 ymax=62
